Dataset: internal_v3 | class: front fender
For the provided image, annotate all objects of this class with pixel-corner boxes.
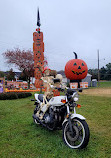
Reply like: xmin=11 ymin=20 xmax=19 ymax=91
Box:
xmin=71 ymin=114 xmax=86 ymax=120
xmin=62 ymin=114 xmax=85 ymax=126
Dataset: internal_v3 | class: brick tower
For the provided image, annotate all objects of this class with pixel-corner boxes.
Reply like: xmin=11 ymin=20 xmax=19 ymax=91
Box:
xmin=33 ymin=9 xmax=44 ymax=88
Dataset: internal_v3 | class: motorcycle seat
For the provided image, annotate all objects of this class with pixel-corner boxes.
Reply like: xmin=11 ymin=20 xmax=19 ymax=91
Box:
xmin=38 ymin=94 xmax=50 ymax=102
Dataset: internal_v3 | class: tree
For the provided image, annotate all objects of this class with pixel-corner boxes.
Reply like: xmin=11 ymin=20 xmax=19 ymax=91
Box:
xmin=0 ymin=71 xmax=5 ymax=78
xmin=105 ymin=63 xmax=111 ymax=80
xmin=88 ymin=63 xmax=111 ymax=81
xmin=19 ymin=71 xmax=27 ymax=81
xmin=6 ymin=68 xmax=15 ymax=81
xmin=3 ymin=48 xmax=34 ymax=89
xmin=100 ymin=66 xmax=107 ymax=80
xmin=88 ymin=68 xmax=98 ymax=79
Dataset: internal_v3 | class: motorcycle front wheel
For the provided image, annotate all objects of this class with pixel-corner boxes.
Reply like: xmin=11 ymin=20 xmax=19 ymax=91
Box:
xmin=63 ymin=118 xmax=90 ymax=149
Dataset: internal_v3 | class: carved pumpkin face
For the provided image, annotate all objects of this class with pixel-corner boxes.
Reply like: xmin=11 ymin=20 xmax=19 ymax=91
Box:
xmin=33 ymin=32 xmax=43 ymax=42
xmin=33 ymin=42 xmax=44 ymax=52
xmin=34 ymin=52 xmax=44 ymax=61
xmin=65 ymin=59 xmax=88 ymax=80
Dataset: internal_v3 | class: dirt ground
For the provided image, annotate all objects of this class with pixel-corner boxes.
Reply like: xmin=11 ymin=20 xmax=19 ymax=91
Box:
xmin=81 ymin=88 xmax=111 ymax=97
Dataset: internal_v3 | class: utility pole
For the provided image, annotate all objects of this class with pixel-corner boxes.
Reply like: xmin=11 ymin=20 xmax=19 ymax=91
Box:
xmin=98 ymin=49 xmax=100 ymax=87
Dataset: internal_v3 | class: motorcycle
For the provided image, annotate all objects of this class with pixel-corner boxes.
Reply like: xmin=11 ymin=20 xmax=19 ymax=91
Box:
xmin=32 ymin=86 xmax=90 ymax=149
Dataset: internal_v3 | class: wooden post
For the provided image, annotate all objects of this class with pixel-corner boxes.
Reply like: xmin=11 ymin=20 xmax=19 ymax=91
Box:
xmin=98 ymin=50 xmax=100 ymax=87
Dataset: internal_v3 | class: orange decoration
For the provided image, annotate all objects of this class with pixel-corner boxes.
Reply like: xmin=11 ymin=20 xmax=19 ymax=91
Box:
xmin=33 ymin=42 xmax=44 ymax=52
xmin=33 ymin=32 xmax=43 ymax=42
xmin=35 ymin=79 xmax=43 ymax=88
xmin=53 ymin=89 xmax=60 ymax=96
xmin=34 ymin=55 xmax=44 ymax=62
xmin=65 ymin=59 xmax=88 ymax=80
xmin=33 ymin=28 xmax=44 ymax=88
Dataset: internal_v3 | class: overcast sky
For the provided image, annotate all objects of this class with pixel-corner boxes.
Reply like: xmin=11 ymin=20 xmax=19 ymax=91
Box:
xmin=0 ymin=0 xmax=111 ymax=72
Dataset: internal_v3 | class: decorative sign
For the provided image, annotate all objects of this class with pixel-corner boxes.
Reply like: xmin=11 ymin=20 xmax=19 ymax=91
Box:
xmin=70 ymin=83 xmax=78 ymax=89
xmin=70 ymin=82 xmax=88 ymax=89
xmin=80 ymin=82 xmax=88 ymax=88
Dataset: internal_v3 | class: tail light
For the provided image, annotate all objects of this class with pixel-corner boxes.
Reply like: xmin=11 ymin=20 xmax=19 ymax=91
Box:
xmin=61 ymin=99 xmax=66 ymax=104
xmin=77 ymin=104 xmax=81 ymax=108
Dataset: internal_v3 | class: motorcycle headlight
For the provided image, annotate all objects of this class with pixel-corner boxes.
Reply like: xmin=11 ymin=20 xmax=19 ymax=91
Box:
xmin=72 ymin=92 xmax=79 ymax=102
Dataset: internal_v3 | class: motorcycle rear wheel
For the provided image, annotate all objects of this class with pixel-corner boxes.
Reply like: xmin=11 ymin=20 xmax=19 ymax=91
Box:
xmin=33 ymin=108 xmax=40 ymax=125
xmin=62 ymin=118 xmax=90 ymax=149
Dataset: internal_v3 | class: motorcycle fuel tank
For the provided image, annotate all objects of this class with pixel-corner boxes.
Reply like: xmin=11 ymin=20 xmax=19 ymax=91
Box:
xmin=49 ymin=96 xmax=67 ymax=106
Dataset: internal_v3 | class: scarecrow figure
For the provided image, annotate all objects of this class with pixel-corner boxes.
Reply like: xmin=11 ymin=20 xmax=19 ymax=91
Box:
xmin=41 ymin=67 xmax=63 ymax=99
xmin=36 ymin=66 xmax=63 ymax=119
xmin=41 ymin=67 xmax=54 ymax=100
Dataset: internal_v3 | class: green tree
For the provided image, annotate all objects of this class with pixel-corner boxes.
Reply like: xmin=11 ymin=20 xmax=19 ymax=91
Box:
xmin=89 ymin=63 xmax=111 ymax=81
xmin=105 ymin=63 xmax=111 ymax=80
xmin=19 ymin=70 xmax=27 ymax=81
xmin=6 ymin=68 xmax=15 ymax=81
xmin=100 ymin=66 xmax=107 ymax=80
xmin=88 ymin=69 xmax=98 ymax=79
xmin=0 ymin=71 xmax=5 ymax=78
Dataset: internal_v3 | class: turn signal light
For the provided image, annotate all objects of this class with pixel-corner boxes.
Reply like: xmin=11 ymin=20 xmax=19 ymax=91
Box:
xmin=61 ymin=99 xmax=66 ymax=104
xmin=66 ymin=114 xmax=69 ymax=118
xmin=77 ymin=104 xmax=81 ymax=108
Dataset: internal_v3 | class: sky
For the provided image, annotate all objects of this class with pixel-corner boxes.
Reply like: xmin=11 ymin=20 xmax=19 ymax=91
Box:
xmin=0 ymin=0 xmax=111 ymax=72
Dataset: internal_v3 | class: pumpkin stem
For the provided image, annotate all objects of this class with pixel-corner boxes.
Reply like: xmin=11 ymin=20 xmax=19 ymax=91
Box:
xmin=73 ymin=52 xmax=78 ymax=59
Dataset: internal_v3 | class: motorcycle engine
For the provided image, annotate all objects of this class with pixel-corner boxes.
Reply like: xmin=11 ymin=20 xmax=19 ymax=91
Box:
xmin=44 ymin=113 xmax=51 ymax=123
xmin=43 ymin=105 xmax=67 ymax=125
xmin=44 ymin=106 xmax=54 ymax=124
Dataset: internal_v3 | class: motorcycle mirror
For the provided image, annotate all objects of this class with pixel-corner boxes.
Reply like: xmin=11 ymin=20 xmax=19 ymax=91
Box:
xmin=78 ymin=88 xmax=82 ymax=92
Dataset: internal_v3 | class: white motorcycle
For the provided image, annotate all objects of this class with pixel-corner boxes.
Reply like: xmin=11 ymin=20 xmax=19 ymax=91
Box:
xmin=32 ymin=87 xmax=90 ymax=149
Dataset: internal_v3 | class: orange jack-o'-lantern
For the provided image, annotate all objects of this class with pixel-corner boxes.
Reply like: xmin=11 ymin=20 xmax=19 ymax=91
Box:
xmin=34 ymin=52 xmax=44 ymax=61
xmin=33 ymin=32 xmax=43 ymax=42
xmin=33 ymin=42 xmax=44 ymax=52
xmin=65 ymin=53 xmax=88 ymax=80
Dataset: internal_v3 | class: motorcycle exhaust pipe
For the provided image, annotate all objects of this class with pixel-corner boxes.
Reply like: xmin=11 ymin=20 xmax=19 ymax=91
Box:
xmin=32 ymin=114 xmax=54 ymax=130
xmin=33 ymin=114 xmax=44 ymax=125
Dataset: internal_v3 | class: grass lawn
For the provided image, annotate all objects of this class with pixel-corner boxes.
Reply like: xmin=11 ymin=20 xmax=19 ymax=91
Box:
xmin=99 ymin=81 xmax=111 ymax=88
xmin=0 ymin=93 xmax=111 ymax=158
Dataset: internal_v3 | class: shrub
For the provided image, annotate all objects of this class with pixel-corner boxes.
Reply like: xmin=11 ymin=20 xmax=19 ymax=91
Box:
xmin=0 ymin=92 xmax=32 ymax=100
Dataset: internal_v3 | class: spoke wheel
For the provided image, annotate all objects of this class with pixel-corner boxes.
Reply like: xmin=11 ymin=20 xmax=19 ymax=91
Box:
xmin=63 ymin=118 xmax=90 ymax=149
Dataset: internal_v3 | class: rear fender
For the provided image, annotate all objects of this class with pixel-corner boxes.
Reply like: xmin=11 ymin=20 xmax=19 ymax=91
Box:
xmin=62 ymin=114 xmax=85 ymax=126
